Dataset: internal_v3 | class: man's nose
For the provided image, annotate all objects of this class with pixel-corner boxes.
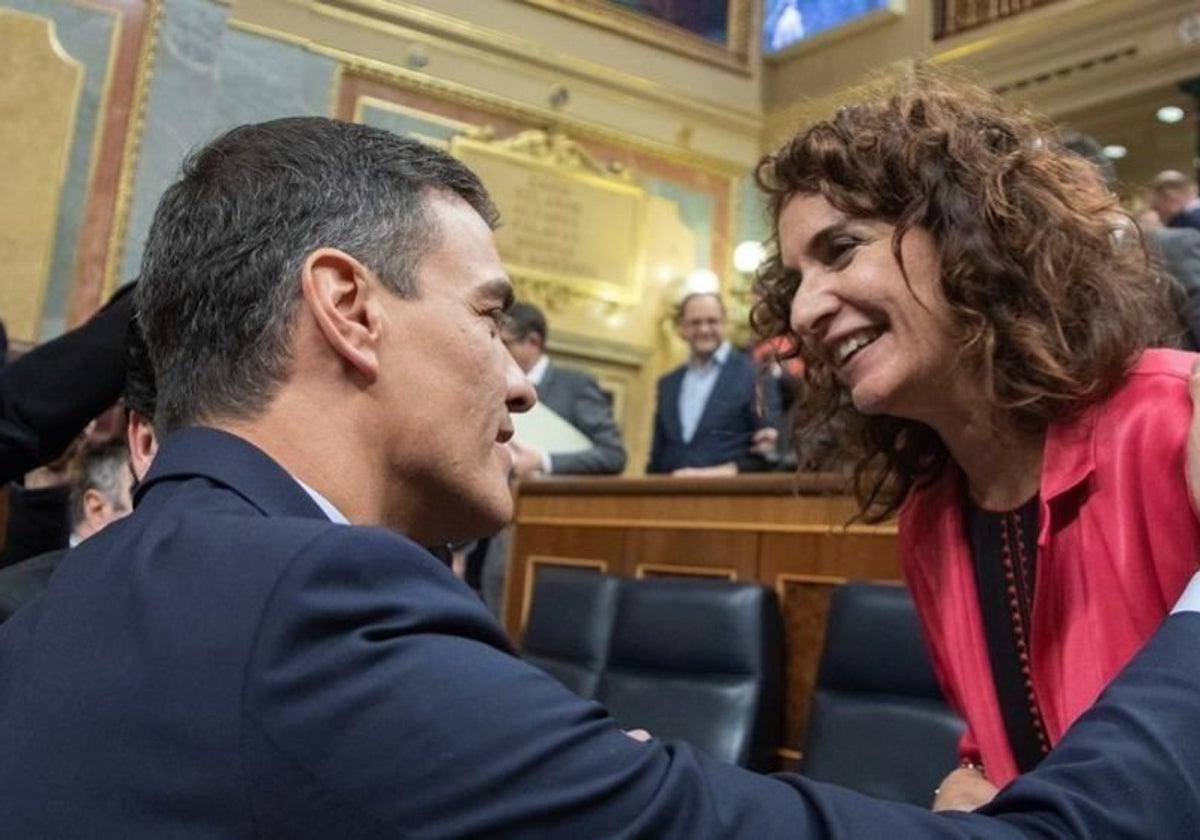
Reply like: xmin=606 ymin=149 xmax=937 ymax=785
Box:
xmin=505 ymin=355 xmax=536 ymax=413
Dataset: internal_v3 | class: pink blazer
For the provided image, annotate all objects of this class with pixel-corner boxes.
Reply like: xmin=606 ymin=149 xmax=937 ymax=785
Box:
xmin=900 ymin=348 xmax=1200 ymax=786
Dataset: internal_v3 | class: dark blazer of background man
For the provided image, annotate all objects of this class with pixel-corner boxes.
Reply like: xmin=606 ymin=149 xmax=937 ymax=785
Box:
xmin=1147 ymin=223 xmax=1200 ymax=349
xmin=647 ymin=291 xmax=780 ymax=475
xmin=500 ymin=301 xmax=626 ymax=478
xmin=4 ymin=116 xmax=1200 ymax=839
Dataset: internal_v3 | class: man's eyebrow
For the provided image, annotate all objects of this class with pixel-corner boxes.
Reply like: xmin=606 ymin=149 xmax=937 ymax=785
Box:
xmin=478 ymin=277 xmax=515 ymax=311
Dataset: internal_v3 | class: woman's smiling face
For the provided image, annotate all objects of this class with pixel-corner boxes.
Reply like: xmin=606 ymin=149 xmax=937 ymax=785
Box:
xmin=780 ymin=191 xmax=973 ymax=429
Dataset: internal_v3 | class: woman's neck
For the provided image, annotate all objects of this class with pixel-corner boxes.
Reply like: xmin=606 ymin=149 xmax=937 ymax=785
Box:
xmin=938 ymin=417 xmax=1045 ymax=512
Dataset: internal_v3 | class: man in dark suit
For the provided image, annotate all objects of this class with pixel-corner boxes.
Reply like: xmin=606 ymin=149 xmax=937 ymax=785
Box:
xmin=478 ymin=301 xmax=626 ymax=612
xmin=4 ymin=116 xmax=1200 ymax=838
xmin=1143 ymin=216 xmax=1200 ymax=349
xmin=647 ymin=291 xmax=780 ymax=475
xmin=501 ymin=301 xmax=626 ymax=477
xmin=1152 ymin=169 xmax=1200 ymax=232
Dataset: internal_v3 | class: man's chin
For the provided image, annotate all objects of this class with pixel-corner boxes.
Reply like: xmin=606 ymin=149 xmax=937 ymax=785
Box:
xmin=456 ymin=499 xmax=514 ymax=544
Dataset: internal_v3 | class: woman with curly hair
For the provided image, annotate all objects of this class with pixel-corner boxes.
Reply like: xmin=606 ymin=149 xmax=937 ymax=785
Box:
xmin=753 ymin=67 xmax=1200 ymax=810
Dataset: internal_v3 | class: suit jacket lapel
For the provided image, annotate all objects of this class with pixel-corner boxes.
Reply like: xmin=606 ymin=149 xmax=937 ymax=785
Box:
xmin=664 ymin=367 xmax=686 ymax=440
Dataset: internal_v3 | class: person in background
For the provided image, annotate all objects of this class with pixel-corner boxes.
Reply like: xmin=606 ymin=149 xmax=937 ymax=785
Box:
xmin=475 ymin=300 xmax=626 ymax=614
xmin=1151 ymin=169 xmax=1200 ymax=231
xmin=1140 ymin=207 xmax=1200 ymax=349
xmin=0 ymin=314 xmax=158 ymax=623
xmin=647 ymin=291 xmax=780 ymax=475
xmin=6 ymin=115 xmax=1200 ymax=838
xmin=500 ymin=302 xmax=626 ymax=478
xmin=754 ymin=65 xmax=1200 ymax=810
xmin=0 ymin=439 xmax=132 ymax=622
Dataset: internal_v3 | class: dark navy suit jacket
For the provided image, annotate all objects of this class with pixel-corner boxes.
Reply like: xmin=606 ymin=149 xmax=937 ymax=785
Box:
xmin=647 ymin=348 xmax=781 ymax=474
xmin=3 ymin=426 xmax=1200 ymax=838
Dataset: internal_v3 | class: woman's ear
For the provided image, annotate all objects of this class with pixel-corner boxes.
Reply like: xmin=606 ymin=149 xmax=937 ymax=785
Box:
xmin=299 ymin=248 xmax=382 ymax=380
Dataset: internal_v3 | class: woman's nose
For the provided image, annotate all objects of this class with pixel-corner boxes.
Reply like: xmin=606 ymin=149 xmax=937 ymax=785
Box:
xmin=789 ymin=273 xmax=838 ymax=341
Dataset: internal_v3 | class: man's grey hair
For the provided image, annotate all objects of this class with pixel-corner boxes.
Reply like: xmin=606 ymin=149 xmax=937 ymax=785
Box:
xmin=69 ymin=439 xmax=131 ymax=531
xmin=136 ymin=117 xmax=498 ymax=432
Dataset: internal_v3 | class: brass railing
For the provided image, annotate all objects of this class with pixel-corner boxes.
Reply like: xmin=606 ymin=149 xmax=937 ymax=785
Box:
xmin=934 ymin=0 xmax=1063 ymax=39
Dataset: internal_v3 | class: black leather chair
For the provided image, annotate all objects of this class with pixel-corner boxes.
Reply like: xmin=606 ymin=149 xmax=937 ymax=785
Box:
xmin=800 ymin=581 xmax=965 ymax=805
xmin=520 ymin=566 xmax=619 ymax=698
xmin=521 ymin=571 xmax=785 ymax=771
xmin=595 ymin=577 xmax=785 ymax=772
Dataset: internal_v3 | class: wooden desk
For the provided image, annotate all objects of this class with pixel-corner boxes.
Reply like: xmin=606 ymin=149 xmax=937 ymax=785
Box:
xmin=503 ymin=473 xmax=901 ymax=760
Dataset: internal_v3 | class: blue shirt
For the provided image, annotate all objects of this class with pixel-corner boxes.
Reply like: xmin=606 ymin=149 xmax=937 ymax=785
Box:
xmin=679 ymin=341 xmax=731 ymax=444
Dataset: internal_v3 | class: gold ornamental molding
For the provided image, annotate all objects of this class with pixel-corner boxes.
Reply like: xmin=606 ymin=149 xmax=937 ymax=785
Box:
xmin=468 ymin=127 xmax=635 ymax=181
xmin=229 ymin=17 xmax=747 ymax=177
xmin=312 ymin=0 xmax=759 ymax=100
xmin=230 ymin=1 xmax=760 ymax=161
xmin=102 ymin=0 xmax=163 ymax=299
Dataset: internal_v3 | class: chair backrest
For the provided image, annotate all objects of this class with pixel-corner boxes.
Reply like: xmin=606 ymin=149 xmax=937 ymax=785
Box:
xmin=800 ymin=581 xmax=965 ymax=805
xmin=595 ymin=577 xmax=785 ymax=772
xmin=520 ymin=566 xmax=619 ymax=698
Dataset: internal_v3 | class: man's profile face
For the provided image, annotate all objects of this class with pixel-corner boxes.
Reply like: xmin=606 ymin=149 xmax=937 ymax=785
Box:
xmin=376 ymin=194 xmax=535 ymax=545
xmin=678 ymin=294 xmax=726 ymax=362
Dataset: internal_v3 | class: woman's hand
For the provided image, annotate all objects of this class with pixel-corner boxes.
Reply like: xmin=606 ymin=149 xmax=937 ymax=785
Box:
xmin=932 ymin=765 xmax=999 ymax=812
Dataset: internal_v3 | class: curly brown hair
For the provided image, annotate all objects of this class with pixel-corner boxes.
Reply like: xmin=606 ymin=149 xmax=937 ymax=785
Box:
xmin=752 ymin=65 xmax=1179 ymax=521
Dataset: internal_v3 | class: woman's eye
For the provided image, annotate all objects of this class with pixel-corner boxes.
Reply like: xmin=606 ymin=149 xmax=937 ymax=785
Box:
xmin=828 ymin=238 xmax=860 ymax=266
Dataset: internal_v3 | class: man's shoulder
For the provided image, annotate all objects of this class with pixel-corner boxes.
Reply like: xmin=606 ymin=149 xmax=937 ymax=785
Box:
xmin=546 ymin=363 xmax=599 ymax=390
xmin=0 ymin=548 xmax=66 ymax=619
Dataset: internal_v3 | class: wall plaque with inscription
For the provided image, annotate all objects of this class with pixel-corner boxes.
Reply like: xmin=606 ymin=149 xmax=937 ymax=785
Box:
xmin=450 ymin=132 xmax=646 ymax=305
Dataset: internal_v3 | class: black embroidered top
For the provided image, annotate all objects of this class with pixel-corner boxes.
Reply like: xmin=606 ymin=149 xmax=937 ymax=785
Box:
xmin=964 ymin=495 xmax=1050 ymax=773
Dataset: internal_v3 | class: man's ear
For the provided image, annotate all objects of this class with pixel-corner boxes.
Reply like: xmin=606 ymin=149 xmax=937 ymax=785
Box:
xmin=81 ymin=488 xmax=110 ymax=534
xmin=300 ymin=248 xmax=382 ymax=380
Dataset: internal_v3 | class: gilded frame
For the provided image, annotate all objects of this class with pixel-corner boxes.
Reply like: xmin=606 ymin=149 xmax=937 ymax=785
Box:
xmin=518 ymin=0 xmax=753 ymax=74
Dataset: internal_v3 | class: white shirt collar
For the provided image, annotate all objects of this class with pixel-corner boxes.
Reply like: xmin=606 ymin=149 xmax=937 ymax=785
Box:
xmin=295 ymin=478 xmax=349 ymax=525
xmin=527 ymin=354 xmax=550 ymax=386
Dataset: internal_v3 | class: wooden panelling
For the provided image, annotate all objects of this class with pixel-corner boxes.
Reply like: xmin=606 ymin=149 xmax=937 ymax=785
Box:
xmin=505 ymin=522 xmax=627 ymax=634
xmin=504 ymin=473 xmax=902 ymax=766
xmin=625 ymin=528 xmax=758 ymax=581
xmin=777 ymin=576 xmax=841 ymax=750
